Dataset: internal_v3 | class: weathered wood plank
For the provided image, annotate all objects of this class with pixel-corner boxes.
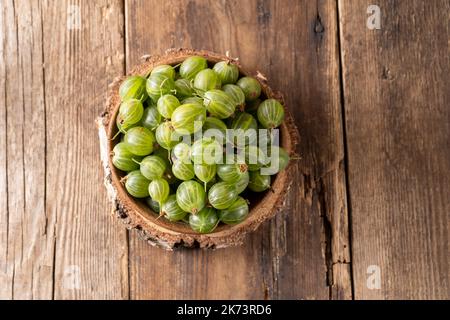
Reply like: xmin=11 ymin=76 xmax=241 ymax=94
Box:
xmin=41 ymin=0 xmax=129 ymax=299
xmin=339 ymin=0 xmax=450 ymax=299
xmin=126 ymin=0 xmax=351 ymax=299
xmin=0 ymin=0 xmax=52 ymax=299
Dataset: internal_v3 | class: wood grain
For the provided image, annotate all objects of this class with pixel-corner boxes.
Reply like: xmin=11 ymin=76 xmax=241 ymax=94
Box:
xmin=125 ymin=0 xmax=351 ymax=299
xmin=40 ymin=0 xmax=128 ymax=299
xmin=339 ymin=0 xmax=450 ymax=299
xmin=0 ymin=0 xmax=52 ymax=299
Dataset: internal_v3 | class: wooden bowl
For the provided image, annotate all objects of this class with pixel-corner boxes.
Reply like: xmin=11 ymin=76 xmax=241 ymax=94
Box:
xmin=97 ymin=48 xmax=299 ymax=250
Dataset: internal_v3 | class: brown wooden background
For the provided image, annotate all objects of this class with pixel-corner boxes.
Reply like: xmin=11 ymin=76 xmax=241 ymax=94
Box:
xmin=0 ymin=0 xmax=448 ymax=300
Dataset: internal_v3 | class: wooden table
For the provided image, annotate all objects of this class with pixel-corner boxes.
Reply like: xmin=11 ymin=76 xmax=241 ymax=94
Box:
xmin=1 ymin=0 xmax=448 ymax=300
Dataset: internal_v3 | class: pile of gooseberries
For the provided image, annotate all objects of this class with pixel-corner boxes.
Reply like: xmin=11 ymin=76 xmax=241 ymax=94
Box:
xmin=112 ymin=56 xmax=290 ymax=234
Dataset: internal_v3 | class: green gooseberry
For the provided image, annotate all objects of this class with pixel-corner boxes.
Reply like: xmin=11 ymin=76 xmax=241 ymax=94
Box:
xmin=257 ymin=99 xmax=285 ymax=129
xmin=189 ymin=206 xmax=219 ymax=234
xmin=139 ymin=155 xmax=167 ymax=180
xmin=171 ymin=103 xmax=206 ymax=135
xmin=194 ymin=164 xmax=217 ymax=191
xmin=155 ymin=121 xmax=180 ymax=150
xmin=222 ymin=84 xmax=245 ymax=109
xmin=179 ymin=56 xmax=208 ymax=80
xmin=112 ymin=142 xmax=143 ymax=172
xmin=219 ymin=196 xmax=249 ymax=224
xmin=181 ymin=96 xmax=203 ymax=106
xmin=124 ymin=170 xmax=150 ymax=198
xmin=157 ymin=94 xmax=180 ymax=119
xmin=172 ymin=160 xmax=195 ymax=181
xmin=124 ymin=126 xmax=155 ymax=156
xmin=176 ymin=180 xmax=206 ymax=214
xmin=146 ymin=73 xmax=176 ymax=102
xmin=117 ymin=98 xmax=144 ymax=130
xmin=248 ymin=171 xmax=271 ymax=192
xmin=217 ymin=163 xmax=248 ymax=183
xmin=193 ymin=69 xmax=221 ymax=91
xmin=140 ymin=106 xmax=162 ymax=131
xmin=203 ymin=89 xmax=236 ymax=119
xmin=150 ymin=64 xmax=176 ymax=80
xmin=212 ymin=61 xmax=239 ymax=85
xmin=237 ymin=76 xmax=261 ymax=102
xmin=174 ymin=78 xmax=193 ymax=99
xmin=148 ymin=178 xmax=170 ymax=211
xmin=172 ymin=142 xmax=191 ymax=162
xmin=161 ymin=195 xmax=187 ymax=221
xmin=235 ymin=171 xmax=250 ymax=194
xmin=208 ymin=182 xmax=238 ymax=210
xmin=119 ymin=75 xmax=148 ymax=101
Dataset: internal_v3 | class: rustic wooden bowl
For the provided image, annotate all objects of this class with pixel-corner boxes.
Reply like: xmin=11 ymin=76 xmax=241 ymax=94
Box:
xmin=97 ymin=48 xmax=299 ymax=250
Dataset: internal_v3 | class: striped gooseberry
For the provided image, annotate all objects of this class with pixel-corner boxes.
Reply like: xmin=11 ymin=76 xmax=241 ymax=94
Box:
xmin=179 ymin=56 xmax=208 ymax=80
xmin=172 ymin=142 xmax=191 ymax=162
xmin=218 ymin=196 xmax=249 ymax=225
xmin=217 ymin=163 xmax=248 ymax=183
xmin=181 ymin=96 xmax=203 ymax=106
xmin=140 ymin=106 xmax=162 ymax=131
xmin=257 ymin=99 xmax=285 ymax=129
xmin=222 ymin=84 xmax=245 ymax=109
xmin=171 ymin=103 xmax=206 ymax=135
xmin=208 ymin=182 xmax=238 ymax=210
xmin=237 ymin=76 xmax=261 ymax=102
xmin=248 ymin=171 xmax=271 ymax=192
xmin=203 ymin=89 xmax=236 ymax=119
xmin=124 ymin=126 xmax=155 ymax=156
xmin=119 ymin=76 xmax=148 ymax=101
xmin=172 ymin=160 xmax=195 ymax=181
xmin=161 ymin=195 xmax=187 ymax=221
xmin=212 ymin=61 xmax=239 ymax=85
xmin=189 ymin=207 xmax=219 ymax=234
xmin=194 ymin=164 xmax=217 ymax=191
xmin=117 ymin=98 xmax=144 ymax=131
xmin=111 ymin=142 xmax=143 ymax=172
xmin=174 ymin=78 xmax=193 ymax=99
xmin=157 ymin=94 xmax=180 ymax=119
xmin=123 ymin=170 xmax=150 ymax=198
xmin=235 ymin=171 xmax=250 ymax=194
xmin=139 ymin=155 xmax=167 ymax=180
xmin=176 ymin=180 xmax=206 ymax=214
xmin=148 ymin=178 xmax=170 ymax=211
xmin=150 ymin=64 xmax=176 ymax=80
xmin=193 ymin=69 xmax=221 ymax=91
xmin=146 ymin=73 xmax=176 ymax=102
xmin=155 ymin=121 xmax=180 ymax=150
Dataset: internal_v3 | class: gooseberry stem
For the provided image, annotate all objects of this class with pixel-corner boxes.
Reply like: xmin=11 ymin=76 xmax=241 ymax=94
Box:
xmin=111 ymin=130 xmax=121 ymax=141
